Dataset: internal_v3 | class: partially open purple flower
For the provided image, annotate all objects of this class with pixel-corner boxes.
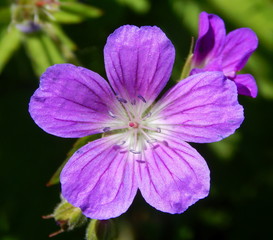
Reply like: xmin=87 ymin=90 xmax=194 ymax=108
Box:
xmin=191 ymin=12 xmax=258 ymax=98
xmin=29 ymin=25 xmax=244 ymax=219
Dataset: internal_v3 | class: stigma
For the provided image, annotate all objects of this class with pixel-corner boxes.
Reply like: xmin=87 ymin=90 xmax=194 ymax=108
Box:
xmin=128 ymin=121 xmax=139 ymax=128
xmin=102 ymin=94 xmax=164 ymax=158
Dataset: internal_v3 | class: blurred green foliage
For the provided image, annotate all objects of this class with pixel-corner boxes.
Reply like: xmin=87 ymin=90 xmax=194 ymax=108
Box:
xmin=0 ymin=0 xmax=102 ymax=75
xmin=1 ymin=0 xmax=273 ymax=239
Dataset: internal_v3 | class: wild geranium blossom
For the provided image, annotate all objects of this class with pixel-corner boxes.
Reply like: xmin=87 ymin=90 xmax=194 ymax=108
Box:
xmin=191 ymin=12 xmax=258 ymax=98
xmin=29 ymin=25 xmax=244 ymax=220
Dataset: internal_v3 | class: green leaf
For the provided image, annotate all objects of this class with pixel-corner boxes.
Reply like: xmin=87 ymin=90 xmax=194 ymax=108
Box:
xmin=60 ymin=2 xmax=103 ymax=18
xmin=49 ymin=24 xmax=77 ymax=51
xmin=53 ymin=1 xmax=102 ymax=23
xmin=0 ymin=7 xmax=11 ymax=23
xmin=117 ymin=0 xmax=150 ymax=14
xmin=40 ymin=32 xmax=65 ymax=64
xmin=47 ymin=134 xmax=101 ymax=186
xmin=46 ymin=24 xmax=79 ymax=64
xmin=171 ymin=0 xmax=201 ymax=33
xmin=24 ymin=31 xmax=65 ymax=76
xmin=52 ymin=10 xmax=84 ymax=24
xmin=59 ymin=0 xmax=77 ymax=2
xmin=208 ymin=0 xmax=273 ymax=50
xmin=0 ymin=27 xmax=21 ymax=73
xmin=24 ymin=33 xmax=52 ymax=75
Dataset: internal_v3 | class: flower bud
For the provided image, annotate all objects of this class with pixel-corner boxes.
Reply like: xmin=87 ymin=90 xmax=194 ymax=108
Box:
xmin=43 ymin=196 xmax=87 ymax=237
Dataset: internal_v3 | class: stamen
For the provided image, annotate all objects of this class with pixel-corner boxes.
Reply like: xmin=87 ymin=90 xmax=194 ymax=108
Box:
xmin=108 ymin=110 xmax=116 ymax=118
xmin=138 ymin=95 xmax=146 ymax=103
xmin=140 ymin=125 xmax=161 ymax=133
xmin=130 ymin=149 xmax=141 ymax=154
xmin=147 ymin=138 xmax=157 ymax=144
xmin=153 ymin=144 xmax=160 ymax=150
xmin=142 ymin=112 xmax=152 ymax=120
xmin=119 ymin=150 xmax=128 ymax=154
xmin=103 ymin=127 xmax=111 ymax=132
xmin=116 ymin=140 xmax=126 ymax=145
xmin=136 ymin=160 xmax=146 ymax=164
xmin=162 ymin=140 xmax=169 ymax=147
xmin=139 ymin=129 xmax=157 ymax=149
xmin=113 ymin=145 xmax=121 ymax=151
xmin=104 ymin=125 xmax=135 ymax=132
xmin=131 ymin=99 xmax=136 ymax=105
xmin=116 ymin=97 xmax=133 ymax=121
xmin=116 ymin=96 xmax=127 ymax=103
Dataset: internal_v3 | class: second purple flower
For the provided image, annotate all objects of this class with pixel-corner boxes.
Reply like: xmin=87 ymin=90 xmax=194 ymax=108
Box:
xmin=191 ymin=12 xmax=258 ymax=98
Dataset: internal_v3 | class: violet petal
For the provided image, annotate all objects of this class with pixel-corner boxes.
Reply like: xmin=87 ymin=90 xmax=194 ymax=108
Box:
xmin=193 ymin=12 xmax=226 ymax=66
xmin=104 ymin=25 xmax=175 ymax=103
xmin=233 ymin=73 xmax=258 ymax=98
xmin=222 ymin=28 xmax=258 ymax=73
xmin=60 ymin=137 xmax=138 ymax=219
xmin=152 ymin=71 xmax=244 ymax=143
xmin=29 ymin=64 xmax=117 ymax=138
xmin=137 ymin=136 xmax=210 ymax=214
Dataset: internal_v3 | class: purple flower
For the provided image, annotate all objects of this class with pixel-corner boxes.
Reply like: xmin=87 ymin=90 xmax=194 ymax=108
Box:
xmin=29 ymin=25 xmax=244 ymax=219
xmin=191 ymin=12 xmax=258 ymax=98
xmin=16 ymin=21 xmax=41 ymax=33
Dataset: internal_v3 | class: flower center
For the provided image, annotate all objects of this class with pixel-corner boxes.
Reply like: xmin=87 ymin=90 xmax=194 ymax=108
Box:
xmin=103 ymin=95 xmax=162 ymax=159
xmin=128 ymin=121 xmax=138 ymax=128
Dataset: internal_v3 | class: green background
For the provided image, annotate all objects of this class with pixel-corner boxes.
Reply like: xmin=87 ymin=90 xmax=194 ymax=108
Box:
xmin=1 ymin=0 xmax=273 ymax=239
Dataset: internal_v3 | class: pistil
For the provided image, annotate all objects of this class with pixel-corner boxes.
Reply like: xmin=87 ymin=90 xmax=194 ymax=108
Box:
xmin=128 ymin=121 xmax=138 ymax=128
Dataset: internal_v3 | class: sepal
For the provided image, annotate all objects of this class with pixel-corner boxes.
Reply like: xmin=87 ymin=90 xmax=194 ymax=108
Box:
xmin=179 ymin=37 xmax=194 ymax=80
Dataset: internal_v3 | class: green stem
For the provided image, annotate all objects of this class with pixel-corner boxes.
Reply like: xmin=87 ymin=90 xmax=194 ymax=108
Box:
xmin=179 ymin=36 xmax=195 ymax=81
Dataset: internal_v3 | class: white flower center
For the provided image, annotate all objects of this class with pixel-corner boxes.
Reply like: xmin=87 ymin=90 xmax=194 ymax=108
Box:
xmin=103 ymin=95 xmax=163 ymax=159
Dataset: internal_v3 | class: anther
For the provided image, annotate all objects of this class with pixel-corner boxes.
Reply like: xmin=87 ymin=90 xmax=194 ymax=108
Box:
xmin=108 ymin=110 xmax=116 ymax=118
xmin=117 ymin=97 xmax=127 ymax=103
xmin=103 ymin=127 xmax=111 ymax=132
xmin=156 ymin=127 xmax=161 ymax=133
xmin=162 ymin=140 xmax=169 ymax=147
xmin=153 ymin=144 xmax=160 ymax=150
xmin=119 ymin=150 xmax=128 ymax=154
xmin=147 ymin=138 xmax=157 ymax=144
xmin=131 ymin=99 xmax=136 ymax=105
xmin=138 ymin=95 xmax=146 ymax=103
xmin=113 ymin=145 xmax=121 ymax=151
xmin=117 ymin=140 xmax=126 ymax=145
xmin=136 ymin=160 xmax=146 ymax=163
xmin=130 ymin=149 xmax=141 ymax=154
